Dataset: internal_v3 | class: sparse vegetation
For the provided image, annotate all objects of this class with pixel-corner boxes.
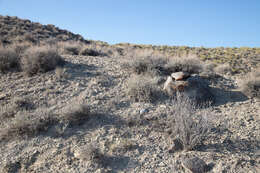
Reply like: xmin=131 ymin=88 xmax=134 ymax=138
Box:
xmin=126 ymin=74 xmax=162 ymax=103
xmin=214 ymin=63 xmax=232 ymax=75
xmin=57 ymin=41 xmax=82 ymax=55
xmin=0 ymin=15 xmax=259 ymax=173
xmin=0 ymin=46 xmax=20 ymax=73
xmin=76 ymin=144 xmax=106 ymax=166
xmin=169 ymin=94 xmax=212 ymax=151
xmin=240 ymin=69 xmax=260 ymax=99
xmin=0 ymin=109 xmax=57 ymax=140
xmin=165 ymin=55 xmax=203 ymax=74
xmin=61 ymin=104 xmax=94 ymax=126
xmin=21 ymin=45 xmax=65 ymax=76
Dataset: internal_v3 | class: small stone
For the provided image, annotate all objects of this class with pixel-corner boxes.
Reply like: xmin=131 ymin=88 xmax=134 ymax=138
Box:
xmin=182 ymin=156 xmax=208 ymax=173
xmin=0 ymin=93 xmax=7 ymax=100
xmin=139 ymin=108 xmax=148 ymax=115
xmin=171 ymin=72 xmax=190 ymax=81
xmin=169 ymin=138 xmax=184 ymax=153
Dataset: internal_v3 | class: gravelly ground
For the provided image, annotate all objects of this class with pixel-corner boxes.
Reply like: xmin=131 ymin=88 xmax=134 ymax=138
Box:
xmin=0 ymin=54 xmax=259 ymax=173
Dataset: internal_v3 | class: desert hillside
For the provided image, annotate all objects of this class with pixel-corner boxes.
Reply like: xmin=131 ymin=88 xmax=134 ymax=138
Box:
xmin=0 ymin=15 xmax=259 ymax=173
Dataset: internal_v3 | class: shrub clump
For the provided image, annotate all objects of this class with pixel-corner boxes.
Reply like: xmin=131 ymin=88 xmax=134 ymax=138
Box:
xmin=169 ymin=94 xmax=212 ymax=151
xmin=75 ymin=144 xmax=105 ymax=165
xmin=21 ymin=46 xmax=65 ymax=76
xmin=126 ymin=75 xmax=161 ymax=103
xmin=0 ymin=109 xmax=57 ymax=141
xmin=80 ymin=48 xmax=104 ymax=56
xmin=0 ymin=46 xmax=20 ymax=73
xmin=61 ymin=104 xmax=95 ymax=126
xmin=240 ymin=69 xmax=260 ymax=99
xmin=165 ymin=56 xmax=203 ymax=74
xmin=125 ymin=56 xmax=167 ymax=75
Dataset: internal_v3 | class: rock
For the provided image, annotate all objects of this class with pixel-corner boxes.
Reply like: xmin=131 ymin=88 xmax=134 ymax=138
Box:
xmin=163 ymin=75 xmax=214 ymax=106
xmin=169 ymin=138 xmax=184 ymax=153
xmin=171 ymin=72 xmax=190 ymax=81
xmin=0 ymin=93 xmax=8 ymax=100
xmin=163 ymin=76 xmax=174 ymax=91
xmin=139 ymin=108 xmax=148 ymax=115
xmin=182 ymin=156 xmax=208 ymax=173
xmin=184 ymin=75 xmax=214 ymax=106
xmin=163 ymin=76 xmax=189 ymax=95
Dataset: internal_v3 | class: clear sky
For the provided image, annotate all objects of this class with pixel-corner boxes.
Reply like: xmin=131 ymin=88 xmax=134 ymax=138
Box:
xmin=0 ymin=0 xmax=259 ymax=47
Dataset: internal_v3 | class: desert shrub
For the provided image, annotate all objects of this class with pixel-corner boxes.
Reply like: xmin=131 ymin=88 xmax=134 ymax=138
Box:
xmin=0 ymin=46 xmax=20 ymax=73
xmin=240 ymin=70 xmax=260 ymax=99
xmin=80 ymin=44 xmax=108 ymax=57
xmin=12 ymin=97 xmax=34 ymax=110
xmin=165 ymin=55 xmax=203 ymax=74
xmin=21 ymin=45 xmax=65 ymax=76
xmin=214 ymin=63 xmax=232 ymax=75
xmin=124 ymin=55 xmax=168 ymax=76
xmin=0 ymin=97 xmax=34 ymax=126
xmin=126 ymin=75 xmax=161 ymax=103
xmin=0 ymin=109 xmax=57 ymax=140
xmin=169 ymin=93 xmax=212 ymax=151
xmin=61 ymin=104 xmax=95 ymax=126
xmin=61 ymin=42 xmax=82 ymax=55
xmin=81 ymin=48 xmax=103 ymax=56
xmin=75 ymin=144 xmax=105 ymax=165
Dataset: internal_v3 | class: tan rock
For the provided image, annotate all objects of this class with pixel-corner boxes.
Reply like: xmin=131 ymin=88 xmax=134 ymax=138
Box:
xmin=171 ymin=72 xmax=190 ymax=81
xmin=163 ymin=76 xmax=188 ymax=96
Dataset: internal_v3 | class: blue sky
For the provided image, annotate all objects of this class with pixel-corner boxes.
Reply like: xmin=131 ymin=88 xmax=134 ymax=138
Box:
xmin=1 ymin=0 xmax=260 ymax=47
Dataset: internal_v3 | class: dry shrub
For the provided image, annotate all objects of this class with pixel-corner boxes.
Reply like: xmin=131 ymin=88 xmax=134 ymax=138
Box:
xmin=75 ymin=144 xmax=105 ymax=165
xmin=80 ymin=44 xmax=108 ymax=57
xmin=0 ymin=109 xmax=57 ymax=141
xmin=61 ymin=104 xmax=95 ymax=126
xmin=240 ymin=69 xmax=260 ymax=99
xmin=123 ymin=48 xmax=168 ymax=75
xmin=21 ymin=45 xmax=65 ymax=76
xmin=57 ymin=41 xmax=82 ymax=55
xmin=165 ymin=54 xmax=203 ymax=74
xmin=169 ymin=93 xmax=212 ymax=151
xmin=0 ymin=97 xmax=34 ymax=125
xmin=214 ymin=63 xmax=232 ymax=75
xmin=126 ymin=74 xmax=161 ymax=103
xmin=0 ymin=46 xmax=20 ymax=73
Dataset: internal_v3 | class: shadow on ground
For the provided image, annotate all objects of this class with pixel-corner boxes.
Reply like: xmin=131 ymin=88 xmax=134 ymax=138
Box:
xmin=211 ymin=87 xmax=248 ymax=106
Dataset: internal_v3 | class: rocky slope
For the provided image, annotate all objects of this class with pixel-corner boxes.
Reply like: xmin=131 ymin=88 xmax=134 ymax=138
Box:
xmin=0 ymin=15 xmax=259 ymax=173
xmin=0 ymin=52 xmax=259 ymax=172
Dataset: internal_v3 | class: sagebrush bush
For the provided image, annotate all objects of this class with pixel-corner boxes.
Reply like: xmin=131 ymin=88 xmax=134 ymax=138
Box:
xmin=170 ymin=93 xmax=211 ymax=151
xmin=61 ymin=104 xmax=94 ymax=126
xmin=21 ymin=45 xmax=65 ymax=76
xmin=127 ymin=56 xmax=167 ymax=75
xmin=0 ymin=109 xmax=57 ymax=140
xmin=127 ymin=75 xmax=161 ymax=103
xmin=165 ymin=55 xmax=203 ymax=74
xmin=214 ymin=63 xmax=232 ymax=75
xmin=80 ymin=48 xmax=104 ymax=56
xmin=240 ymin=69 xmax=260 ymax=99
xmin=0 ymin=46 xmax=20 ymax=73
xmin=76 ymin=144 xmax=105 ymax=165
xmin=59 ymin=41 xmax=82 ymax=55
